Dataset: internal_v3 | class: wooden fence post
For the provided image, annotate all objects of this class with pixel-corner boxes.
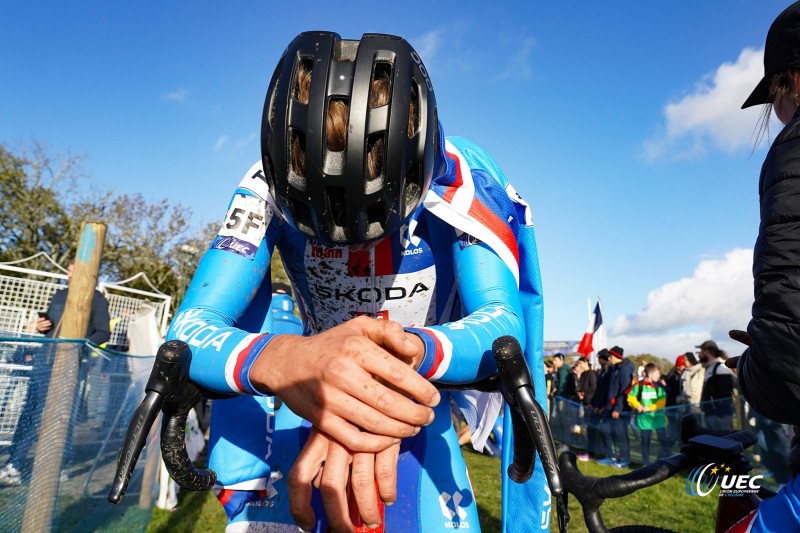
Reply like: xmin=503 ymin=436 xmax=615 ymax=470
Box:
xmin=21 ymin=222 xmax=106 ymax=533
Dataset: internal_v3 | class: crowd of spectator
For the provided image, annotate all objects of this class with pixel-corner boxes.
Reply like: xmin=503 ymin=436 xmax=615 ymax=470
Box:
xmin=545 ymin=339 xmax=750 ymax=470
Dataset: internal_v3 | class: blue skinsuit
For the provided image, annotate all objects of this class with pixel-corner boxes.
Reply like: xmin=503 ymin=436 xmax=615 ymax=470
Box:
xmin=166 ymin=133 xmax=548 ymax=532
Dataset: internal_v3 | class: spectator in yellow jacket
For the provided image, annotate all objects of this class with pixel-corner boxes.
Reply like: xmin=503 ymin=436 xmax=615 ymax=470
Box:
xmin=628 ymin=363 xmax=669 ymax=465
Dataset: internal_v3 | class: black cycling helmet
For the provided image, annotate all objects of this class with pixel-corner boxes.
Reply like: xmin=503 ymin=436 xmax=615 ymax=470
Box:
xmin=261 ymin=31 xmax=438 ymax=244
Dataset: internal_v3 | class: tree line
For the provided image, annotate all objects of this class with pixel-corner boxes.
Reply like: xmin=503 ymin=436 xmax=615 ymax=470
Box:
xmin=0 ymin=141 xmax=290 ymax=311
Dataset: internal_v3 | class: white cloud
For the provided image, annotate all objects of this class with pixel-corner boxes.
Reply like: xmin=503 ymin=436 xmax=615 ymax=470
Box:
xmin=214 ymin=132 xmax=255 ymax=154
xmin=214 ymin=135 xmax=229 ymax=150
xmin=609 ymin=248 xmax=753 ymax=357
xmin=412 ymin=29 xmax=445 ymax=70
xmin=644 ymin=48 xmax=770 ymax=161
xmin=493 ymin=37 xmax=536 ymax=83
xmin=162 ymin=87 xmax=189 ymax=104
xmin=411 ymin=26 xmax=536 ymax=87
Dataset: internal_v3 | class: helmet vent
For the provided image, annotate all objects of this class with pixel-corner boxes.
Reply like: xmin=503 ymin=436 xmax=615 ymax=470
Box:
xmin=325 ymin=98 xmax=349 ymax=152
xmin=290 ymin=198 xmax=315 ymax=237
xmin=263 ymin=155 xmax=277 ymax=197
xmin=289 ymin=128 xmax=307 ymax=190
xmin=404 ymin=163 xmax=422 ymax=216
xmin=363 ymin=201 xmax=386 ymax=240
xmin=335 ymin=40 xmax=359 ymax=61
xmin=369 ymin=62 xmax=392 ymax=108
xmin=268 ymin=76 xmax=280 ymax=128
xmin=366 ymin=133 xmax=385 ymax=186
xmin=293 ymin=56 xmax=313 ymax=104
xmin=408 ymin=80 xmax=419 ymax=137
xmin=326 ymin=186 xmax=348 ymax=230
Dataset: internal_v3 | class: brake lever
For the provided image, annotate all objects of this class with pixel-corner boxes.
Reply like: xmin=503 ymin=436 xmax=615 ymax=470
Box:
xmin=492 ymin=336 xmax=568 ymax=533
xmin=108 ymin=340 xmax=219 ymax=503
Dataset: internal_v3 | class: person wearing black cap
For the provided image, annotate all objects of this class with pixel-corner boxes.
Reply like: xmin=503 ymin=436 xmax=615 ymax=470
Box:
xmin=597 ymin=346 xmax=634 ymax=468
xmin=734 ymin=2 xmax=800 ymax=426
xmin=728 ymin=2 xmax=800 ymax=530
xmin=585 ymin=349 xmax=612 ymax=462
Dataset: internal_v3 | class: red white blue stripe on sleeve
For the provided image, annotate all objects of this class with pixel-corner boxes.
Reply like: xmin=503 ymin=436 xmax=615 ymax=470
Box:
xmin=224 ymin=333 xmax=277 ymax=395
xmin=406 ymin=327 xmax=453 ymax=380
xmin=214 ymin=486 xmax=268 ymax=519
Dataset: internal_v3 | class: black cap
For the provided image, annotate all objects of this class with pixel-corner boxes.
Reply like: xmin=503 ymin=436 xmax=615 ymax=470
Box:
xmin=597 ymin=348 xmax=610 ymax=361
xmin=695 ymin=340 xmax=718 ymax=351
xmin=742 ymin=1 xmax=800 ymax=109
xmin=608 ymin=346 xmax=624 ymax=359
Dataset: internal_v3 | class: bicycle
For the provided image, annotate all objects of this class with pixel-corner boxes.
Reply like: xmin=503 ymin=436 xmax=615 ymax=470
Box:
xmin=109 ymin=337 xmax=773 ymax=533
xmin=108 ymin=336 xmax=568 ymax=531
xmin=492 ymin=337 xmax=774 ymax=533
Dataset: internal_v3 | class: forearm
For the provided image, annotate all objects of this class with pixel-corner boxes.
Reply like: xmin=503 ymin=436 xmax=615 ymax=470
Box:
xmin=627 ymin=394 xmax=641 ymax=411
xmin=169 ymin=215 xmax=275 ymax=394
xmin=409 ymin=301 xmax=524 ymax=383
xmin=612 ymin=393 xmax=627 ymax=413
xmin=167 ymin=306 xmax=279 ymax=394
xmin=738 ymin=318 xmax=800 ymax=425
xmin=741 ymin=177 xmax=800 ymax=424
xmin=410 ymin=235 xmax=524 ymax=383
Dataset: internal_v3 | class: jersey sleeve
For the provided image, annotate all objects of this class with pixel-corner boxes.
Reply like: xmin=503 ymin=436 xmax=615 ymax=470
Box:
xmin=407 ymin=236 xmax=525 ymax=384
xmin=166 ymin=162 xmax=283 ymax=395
xmin=627 ymin=385 xmax=642 ymax=411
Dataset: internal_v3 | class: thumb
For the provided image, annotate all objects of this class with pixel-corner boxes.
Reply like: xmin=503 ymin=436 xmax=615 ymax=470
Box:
xmin=729 ymin=329 xmax=752 ymax=347
xmin=725 ymin=356 xmax=740 ymax=370
xmin=349 ymin=317 xmax=420 ymax=359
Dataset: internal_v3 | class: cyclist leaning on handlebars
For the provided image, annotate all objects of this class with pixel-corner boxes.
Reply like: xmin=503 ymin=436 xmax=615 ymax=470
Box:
xmin=165 ymin=31 xmax=548 ymax=533
xmin=726 ymin=2 xmax=800 ymax=530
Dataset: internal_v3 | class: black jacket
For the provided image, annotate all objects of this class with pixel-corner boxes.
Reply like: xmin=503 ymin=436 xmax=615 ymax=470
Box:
xmin=738 ymin=108 xmax=800 ymax=425
xmin=664 ymin=367 xmax=682 ymax=407
xmin=590 ymin=367 xmax=611 ymax=410
xmin=46 ymin=288 xmax=111 ymax=345
xmin=578 ymin=369 xmax=597 ymax=406
xmin=606 ymin=358 xmax=635 ymax=414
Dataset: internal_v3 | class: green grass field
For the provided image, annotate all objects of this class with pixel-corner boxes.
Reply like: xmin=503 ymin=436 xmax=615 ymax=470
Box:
xmin=146 ymin=448 xmax=717 ymax=533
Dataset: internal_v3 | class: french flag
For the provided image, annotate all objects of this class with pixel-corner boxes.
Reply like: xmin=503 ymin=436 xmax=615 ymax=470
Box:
xmin=577 ymin=300 xmax=606 ymax=361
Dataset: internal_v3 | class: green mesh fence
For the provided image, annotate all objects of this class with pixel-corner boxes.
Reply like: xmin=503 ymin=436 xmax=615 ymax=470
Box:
xmin=0 ymin=336 xmax=157 ymax=533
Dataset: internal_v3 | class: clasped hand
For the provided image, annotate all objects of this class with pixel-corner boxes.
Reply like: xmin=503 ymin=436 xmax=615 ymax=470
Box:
xmin=250 ymin=316 xmax=439 ymax=531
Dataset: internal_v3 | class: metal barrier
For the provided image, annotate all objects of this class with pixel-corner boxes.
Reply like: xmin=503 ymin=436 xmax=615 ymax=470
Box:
xmin=0 ymin=363 xmax=31 ymax=446
xmin=0 ymin=253 xmax=172 ymax=352
xmin=0 ymin=337 xmax=157 ymax=533
xmin=549 ymin=395 xmax=791 ymax=491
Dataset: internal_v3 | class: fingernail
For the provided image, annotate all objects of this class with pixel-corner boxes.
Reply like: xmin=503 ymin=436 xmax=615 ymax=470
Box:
xmin=298 ymin=524 xmax=313 ymax=532
xmin=383 ymin=500 xmax=395 ymax=506
xmin=367 ymin=524 xmax=380 ymax=530
xmin=426 ymin=411 xmax=435 ymax=424
xmin=393 ymin=438 xmax=402 ymax=444
xmin=412 ymin=426 xmax=421 ymax=435
xmin=431 ymin=392 xmax=441 ymax=406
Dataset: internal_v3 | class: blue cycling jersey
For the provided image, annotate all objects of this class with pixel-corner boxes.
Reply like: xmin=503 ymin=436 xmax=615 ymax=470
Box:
xmin=167 ymin=134 xmax=548 ymax=532
xmin=728 ymin=475 xmax=800 ymax=533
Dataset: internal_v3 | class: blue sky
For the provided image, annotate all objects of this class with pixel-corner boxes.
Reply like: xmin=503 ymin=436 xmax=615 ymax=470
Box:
xmin=1 ymin=1 xmax=790 ymax=357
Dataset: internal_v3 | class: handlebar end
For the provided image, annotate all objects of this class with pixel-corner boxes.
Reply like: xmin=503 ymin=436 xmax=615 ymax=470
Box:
xmin=492 ymin=336 xmax=523 ymax=362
